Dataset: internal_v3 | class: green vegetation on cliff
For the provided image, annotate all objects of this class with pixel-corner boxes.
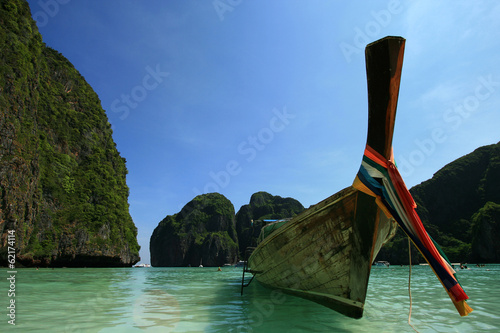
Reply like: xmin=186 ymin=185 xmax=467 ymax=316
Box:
xmin=376 ymin=142 xmax=500 ymax=264
xmin=471 ymin=201 xmax=500 ymax=262
xmin=0 ymin=0 xmax=139 ymax=267
xmin=150 ymin=191 xmax=304 ymax=266
xmin=235 ymin=191 xmax=304 ymax=257
xmin=151 ymin=140 xmax=499 ymax=266
xmin=150 ymin=193 xmax=238 ymax=267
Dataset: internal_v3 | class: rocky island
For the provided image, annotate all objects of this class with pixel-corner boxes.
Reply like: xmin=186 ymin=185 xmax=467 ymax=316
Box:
xmin=150 ymin=193 xmax=239 ymax=267
xmin=152 ymin=143 xmax=500 ymax=266
xmin=150 ymin=191 xmax=304 ymax=267
xmin=376 ymin=141 xmax=500 ymax=264
xmin=235 ymin=191 xmax=304 ymax=258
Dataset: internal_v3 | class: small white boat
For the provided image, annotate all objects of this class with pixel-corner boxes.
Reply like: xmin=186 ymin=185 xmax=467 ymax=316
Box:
xmin=374 ymin=261 xmax=390 ymax=267
xmin=134 ymin=263 xmax=151 ymax=268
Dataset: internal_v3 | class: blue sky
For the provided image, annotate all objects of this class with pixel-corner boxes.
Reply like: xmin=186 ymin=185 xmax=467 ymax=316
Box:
xmin=27 ymin=0 xmax=500 ymax=264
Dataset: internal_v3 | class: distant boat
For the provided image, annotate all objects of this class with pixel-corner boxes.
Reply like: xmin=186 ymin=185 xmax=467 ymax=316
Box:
xmin=374 ymin=261 xmax=390 ymax=267
xmin=134 ymin=263 xmax=151 ymax=268
xmin=243 ymin=36 xmax=472 ymax=319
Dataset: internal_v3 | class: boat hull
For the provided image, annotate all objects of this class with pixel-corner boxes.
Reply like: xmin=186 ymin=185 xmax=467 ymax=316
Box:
xmin=247 ymin=186 xmax=396 ymax=318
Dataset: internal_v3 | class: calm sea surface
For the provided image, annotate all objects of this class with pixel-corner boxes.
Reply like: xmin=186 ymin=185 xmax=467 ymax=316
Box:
xmin=1 ymin=264 xmax=499 ymax=332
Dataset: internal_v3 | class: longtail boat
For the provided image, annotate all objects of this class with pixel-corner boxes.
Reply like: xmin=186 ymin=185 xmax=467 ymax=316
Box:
xmin=244 ymin=36 xmax=472 ymax=319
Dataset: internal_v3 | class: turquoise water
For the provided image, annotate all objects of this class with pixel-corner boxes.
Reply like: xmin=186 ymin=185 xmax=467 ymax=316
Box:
xmin=1 ymin=265 xmax=499 ymax=332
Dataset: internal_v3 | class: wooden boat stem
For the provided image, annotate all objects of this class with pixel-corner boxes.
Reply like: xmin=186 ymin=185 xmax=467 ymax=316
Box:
xmin=245 ymin=36 xmax=406 ymax=319
xmin=365 ymin=36 xmax=405 ymax=159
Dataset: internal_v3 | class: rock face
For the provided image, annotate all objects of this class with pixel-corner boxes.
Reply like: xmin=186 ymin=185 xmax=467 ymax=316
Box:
xmin=150 ymin=193 xmax=239 ymax=267
xmin=470 ymin=202 xmax=500 ymax=262
xmin=376 ymin=142 xmax=500 ymax=264
xmin=235 ymin=192 xmax=304 ymax=257
xmin=0 ymin=1 xmax=140 ymax=267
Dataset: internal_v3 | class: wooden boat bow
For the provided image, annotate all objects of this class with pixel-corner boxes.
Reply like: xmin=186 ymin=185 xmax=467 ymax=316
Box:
xmin=244 ymin=36 xmax=472 ymax=319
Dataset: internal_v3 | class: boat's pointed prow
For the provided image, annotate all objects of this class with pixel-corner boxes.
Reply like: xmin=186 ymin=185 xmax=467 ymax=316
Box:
xmin=246 ymin=35 xmax=471 ymax=320
xmin=365 ymin=36 xmax=405 ymax=160
xmin=246 ymin=35 xmax=407 ymax=320
xmin=355 ymin=36 xmax=473 ymax=317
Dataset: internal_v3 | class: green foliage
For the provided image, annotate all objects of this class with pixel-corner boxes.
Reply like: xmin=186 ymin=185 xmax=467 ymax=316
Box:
xmin=62 ymin=175 xmax=75 ymax=194
xmin=470 ymin=201 xmax=500 ymax=262
xmin=0 ymin=0 xmax=140 ymax=265
xmin=235 ymin=192 xmax=305 ymax=257
xmin=150 ymin=193 xmax=238 ymax=266
xmin=377 ymin=142 xmax=500 ymax=264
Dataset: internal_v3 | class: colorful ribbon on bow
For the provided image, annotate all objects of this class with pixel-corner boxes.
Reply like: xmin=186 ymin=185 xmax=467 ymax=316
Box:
xmin=353 ymin=145 xmax=472 ymax=316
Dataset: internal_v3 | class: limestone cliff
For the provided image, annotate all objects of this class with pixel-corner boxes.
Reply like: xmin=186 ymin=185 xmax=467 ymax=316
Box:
xmin=150 ymin=193 xmax=238 ymax=267
xmin=0 ymin=0 xmax=140 ymax=267
xmin=376 ymin=142 xmax=500 ymax=264
xmin=470 ymin=201 xmax=500 ymax=262
xmin=235 ymin=191 xmax=304 ymax=257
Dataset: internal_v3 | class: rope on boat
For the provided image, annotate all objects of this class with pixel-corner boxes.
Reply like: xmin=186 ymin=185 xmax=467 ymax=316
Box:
xmin=408 ymin=237 xmax=419 ymax=333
